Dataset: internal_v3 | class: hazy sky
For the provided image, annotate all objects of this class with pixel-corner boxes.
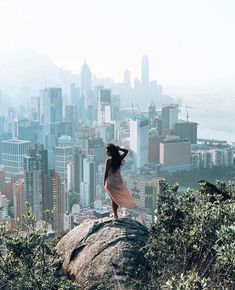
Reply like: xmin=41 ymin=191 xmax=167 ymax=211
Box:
xmin=0 ymin=0 xmax=235 ymax=85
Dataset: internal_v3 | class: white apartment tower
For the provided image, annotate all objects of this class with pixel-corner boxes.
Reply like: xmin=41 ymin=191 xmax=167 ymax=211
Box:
xmin=55 ymin=145 xmax=73 ymax=183
xmin=130 ymin=118 xmax=149 ymax=170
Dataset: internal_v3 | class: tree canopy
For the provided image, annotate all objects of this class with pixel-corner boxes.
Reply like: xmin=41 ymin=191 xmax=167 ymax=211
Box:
xmin=144 ymin=180 xmax=235 ymax=289
xmin=0 ymin=207 xmax=79 ymax=290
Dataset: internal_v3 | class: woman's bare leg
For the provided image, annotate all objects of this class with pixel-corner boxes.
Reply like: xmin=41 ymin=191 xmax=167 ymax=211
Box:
xmin=112 ymin=200 xmax=118 ymax=219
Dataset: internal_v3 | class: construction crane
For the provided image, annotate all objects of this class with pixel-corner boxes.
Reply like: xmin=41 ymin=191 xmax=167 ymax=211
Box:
xmin=185 ymin=105 xmax=193 ymax=122
xmin=136 ymin=103 xmax=144 ymax=118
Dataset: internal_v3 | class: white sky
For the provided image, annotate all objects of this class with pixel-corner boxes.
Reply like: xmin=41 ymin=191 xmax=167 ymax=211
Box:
xmin=0 ymin=0 xmax=235 ymax=85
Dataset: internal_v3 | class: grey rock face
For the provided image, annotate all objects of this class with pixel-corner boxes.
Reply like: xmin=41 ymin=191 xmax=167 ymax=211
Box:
xmin=56 ymin=218 xmax=149 ymax=290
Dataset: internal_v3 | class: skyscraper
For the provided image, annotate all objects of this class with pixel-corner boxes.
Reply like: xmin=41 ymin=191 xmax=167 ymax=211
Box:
xmin=13 ymin=178 xmax=25 ymax=226
xmin=80 ymin=61 xmax=92 ymax=96
xmin=82 ymin=154 xmax=96 ymax=207
xmin=149 ymin=100 xmax=156 ymax=127
xmin=55 ymin=144 xmax=73 ymax=184
xmin=40 ymin=88 xmax=63 ymax=135
xmin=175 ymin=121 xmax=198 ymax=144
xmin=15 ymin=118 xmax=39 ymax=146
xmin=71 ymin=83 xmax=80 ymax=107
xmin=80 ymin=182 xmax=89 ymax=208
xmin=111 ymin=94 xmax=120 ymax=121
xmin=0 ymin=115 xmax=5 ymax=135
xmin=97 ymin=89 xmax=112 ymax=123
xmin=49 ymin=170 xmax=62 ymax=232
xmin=130 ymin=118 xmax=149 ymax=170
xmin=87 ymin=137 xmax=105 ymax=166
xmin=2 ymin=140 xmax=31 ymax=180
xmin=141 ymin=55 xmax=149 ymax=90
xmin=0 ymin=166 xmax=6 ymax=194
xmin=124 ymin=70 xmax=131 ymax=87
xmin=162 ymin=105 xmax=179 ymax=132
xmin=23 ymin=144 xmax=48 ymax=220
xmin=30 ymin=96 xmax=40 ymax=121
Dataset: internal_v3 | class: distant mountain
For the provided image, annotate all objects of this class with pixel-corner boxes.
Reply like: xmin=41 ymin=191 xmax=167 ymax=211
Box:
xmin=0 ymin=49 xmax=77 ymax=105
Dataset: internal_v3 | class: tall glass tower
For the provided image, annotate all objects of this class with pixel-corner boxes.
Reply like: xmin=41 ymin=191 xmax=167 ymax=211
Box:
xmin=141 ymin=55 xmax=149 ymax=90
xmin=40 ymin=88 xmax=63 ymax=135
xmin=2 ymin=139 xmax=31 ymax=180
xmin=80 ymin=61 xmax=92 ymax=96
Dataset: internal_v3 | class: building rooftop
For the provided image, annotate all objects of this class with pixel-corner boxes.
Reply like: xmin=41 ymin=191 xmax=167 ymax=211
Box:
xmin=2 ymin=139 xmax=31 ymax=144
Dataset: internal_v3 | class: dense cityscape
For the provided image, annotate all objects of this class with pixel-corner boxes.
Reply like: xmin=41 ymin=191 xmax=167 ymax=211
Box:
xmin=0 ymin=55 xmax=234 ymax=234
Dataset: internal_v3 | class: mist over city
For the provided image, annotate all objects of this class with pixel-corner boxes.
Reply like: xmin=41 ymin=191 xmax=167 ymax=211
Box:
xmin=0 ymin=1 xmax=234 ymax=289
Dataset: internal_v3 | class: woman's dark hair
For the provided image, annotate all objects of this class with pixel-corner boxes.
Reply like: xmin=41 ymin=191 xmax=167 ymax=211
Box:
xmin=106 ymin=143 xmax=122 ymax=172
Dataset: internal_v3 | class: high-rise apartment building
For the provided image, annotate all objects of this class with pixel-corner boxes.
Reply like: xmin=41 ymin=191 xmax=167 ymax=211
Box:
xmin=159 ymin=138 xmax=191 ymax=172
xmin=130 ymin=118 xmax=149 ymax=170
xmin=175 ymin=121 xmax=198 ymax=144
xmin=125 ymin=175 xmax=161 ymax=210
xmin=86 ymin=137 xmax=105 ymax=166
xmin=148 ymin=136 xmax=164 ymax=164
xmin=23 ymin=144 xmax=48 ymax=220
xmin=0 ymin=192 xmax=8 ymax=220
xmin=0 ymin=166 xmax=5 ymax=194
xmin=82 ymin=154 xmax=96 ymax=207
xmin=80 ymin=182 xmax=89 ymax=207
xmin=55 ymin=145 xmax=73 ymax=184
xmin=2 ymin=140 xmax=31 ymax=180
xmin=162 ymin=105 xmax=179 ymax=131
xmin=73 ymin=146 xmax=83 ymax=194
xmin=13 ymin=178 xmax=25 ymax=226
xmin=49 ymin=170 xmax=62 ymax=233
xmin=149 ymin=100 xmax=157 ymax=128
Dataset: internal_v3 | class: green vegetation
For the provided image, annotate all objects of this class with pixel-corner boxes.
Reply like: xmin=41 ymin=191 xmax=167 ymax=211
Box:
xmin=144 ymin=180 xmax=235 ymax=289
xmin=0 ymin=207 xmax=79 ymax=290
xmin=1 ymin=181 xmax=234 ymax=289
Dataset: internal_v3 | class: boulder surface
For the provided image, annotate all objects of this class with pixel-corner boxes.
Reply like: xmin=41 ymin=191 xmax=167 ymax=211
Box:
xmin=57 ymin=218 xmax=149 ymax=290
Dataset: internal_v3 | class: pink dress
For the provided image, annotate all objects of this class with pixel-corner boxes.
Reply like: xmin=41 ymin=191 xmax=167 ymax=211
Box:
xmin=105 ymin=167 xmax=137 ymax=209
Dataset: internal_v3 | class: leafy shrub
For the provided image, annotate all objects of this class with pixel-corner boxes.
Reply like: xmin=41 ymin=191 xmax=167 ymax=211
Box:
xmin=144 ymin=181 xmax=235 ymax=289
xmin=0 ymin=207 xmax=79 ymax=290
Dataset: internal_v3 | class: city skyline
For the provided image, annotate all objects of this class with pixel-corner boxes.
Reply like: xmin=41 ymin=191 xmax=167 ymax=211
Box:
xmin=1 ymin=0 xmax=235 ymax=84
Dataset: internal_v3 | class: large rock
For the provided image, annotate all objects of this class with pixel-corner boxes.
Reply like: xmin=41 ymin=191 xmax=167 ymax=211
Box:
xmin=57 ymin=218 xmax=149 ymax=290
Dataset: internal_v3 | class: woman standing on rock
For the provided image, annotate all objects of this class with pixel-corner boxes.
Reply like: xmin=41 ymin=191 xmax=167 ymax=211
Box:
xmin=104 ymin=143 xmax=136 ymax=220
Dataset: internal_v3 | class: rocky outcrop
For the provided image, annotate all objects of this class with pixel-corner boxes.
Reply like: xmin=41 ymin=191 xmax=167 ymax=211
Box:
xmin=57 ymin=218 xmax=149 ymax=290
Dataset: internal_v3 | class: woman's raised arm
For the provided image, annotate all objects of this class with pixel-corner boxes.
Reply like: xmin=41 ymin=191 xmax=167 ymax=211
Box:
xmin=117 ymin=146 xmax=129 ymax=160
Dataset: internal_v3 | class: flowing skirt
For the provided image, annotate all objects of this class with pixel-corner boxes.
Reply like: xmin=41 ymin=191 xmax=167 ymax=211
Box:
xmin=105 ymin=171 xmax=137 ymax=209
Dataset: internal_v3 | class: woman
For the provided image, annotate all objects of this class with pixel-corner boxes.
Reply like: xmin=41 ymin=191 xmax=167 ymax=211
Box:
xmin=104 ymin=143 xmax=136 ymax=220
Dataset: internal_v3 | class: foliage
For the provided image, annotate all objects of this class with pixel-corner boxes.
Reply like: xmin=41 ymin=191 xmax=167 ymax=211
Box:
xmin=164 ymin=272 xmax=208 ymax=290
xmin=144 ymin=180 xmax=235 ymax=289
xmin=0 ymin=206 xmax=79 ymax=290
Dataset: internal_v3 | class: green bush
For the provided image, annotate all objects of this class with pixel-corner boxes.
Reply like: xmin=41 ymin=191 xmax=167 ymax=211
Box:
xmin=144 ymin=180 xmax=235 ymax=290
xmin=0 ymin=207 xmax=79 ymax=290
